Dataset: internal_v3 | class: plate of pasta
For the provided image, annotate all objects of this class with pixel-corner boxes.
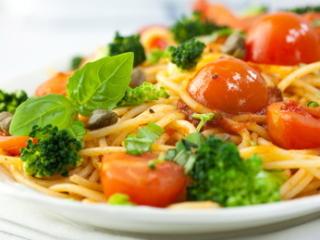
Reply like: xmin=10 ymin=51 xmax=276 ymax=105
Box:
xmin=2 ymin=0 xmax=320 ymax=234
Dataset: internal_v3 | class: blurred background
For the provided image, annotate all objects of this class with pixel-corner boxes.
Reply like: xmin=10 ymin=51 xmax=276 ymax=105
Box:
xmin=0 ymin=0 xmax=319 ymax=81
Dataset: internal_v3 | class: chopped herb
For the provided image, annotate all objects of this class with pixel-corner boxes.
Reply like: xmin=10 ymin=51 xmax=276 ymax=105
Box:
xmin=192 ymin=113 xmax=215 ymax=132
xmin=124 ymin=123 xmax=164 ymax=155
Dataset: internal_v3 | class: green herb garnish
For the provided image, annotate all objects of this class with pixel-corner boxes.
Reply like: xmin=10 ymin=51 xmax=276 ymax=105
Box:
xmin=125 ymin=123 xmax=164 ymax=155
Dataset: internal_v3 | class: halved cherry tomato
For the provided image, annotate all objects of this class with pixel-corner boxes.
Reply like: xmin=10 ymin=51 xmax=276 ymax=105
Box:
xmin=188 ymin=57 xmax=268 ymax=114
xmin=35 ymin=72 xmax=71 ymax=96
xmin=100 ymin=152 xmax=187 ymax=207
xmin=267 ymin=101 xmax=320 ymax=149
xmin=0 ymin=136 xmax=30 ymax=156
xmin=245 ymin=12 xmax=320 ymax=66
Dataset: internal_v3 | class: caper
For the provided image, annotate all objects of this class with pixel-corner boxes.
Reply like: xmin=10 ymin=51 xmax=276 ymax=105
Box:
xmin=87 ymin=110 xmax=118 ymax=130
xmin=130 ymin=67 xmax=146 ymax=88
xmin=0 ymin=111 xmax=12 ymax=133
xmin=221 ymin=31 xmax=246 ymax=59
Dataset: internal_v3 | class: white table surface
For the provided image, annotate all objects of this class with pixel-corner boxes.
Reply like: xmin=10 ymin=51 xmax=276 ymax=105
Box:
xmin=1 ymin=0 xmax=320 ymax=239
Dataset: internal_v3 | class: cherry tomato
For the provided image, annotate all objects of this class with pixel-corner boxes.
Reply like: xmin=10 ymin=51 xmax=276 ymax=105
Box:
xmin=188 ymin=58 xmax=268 ymax=114
xmin=100 ymin=153 xmax=187 ymax=207
xmin=303 ymin=12 xmax=320 ymax=37
xmin=140 ymin=26 xmax=172 ymax=51
xmin=245 ymin=12 xmax=320 ymax=66
xmin=267 ymin=101 xmax=320 ymax=149
xmin=35 ymin=72 xmax=71 ymax=96
xmin=0 ymin=136 xmax=30 ymax=156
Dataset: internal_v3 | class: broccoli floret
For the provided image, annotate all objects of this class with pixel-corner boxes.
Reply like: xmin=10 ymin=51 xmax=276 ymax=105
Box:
xmin=21 ymin=125 xmax=82 ymax=178
xmin=70 ymin=56 xmax=83 ymax=70
xmin=169 ymin=38 xmax=205 ymax=70
xmin=286 ymin=5 xmax=320 ymax=14
xmin=171 ymin=12 xmax=227 ymax=43
xmin=166 ymin=134 xmax=284 ymax=207
xmin=119 ymin=82 xmax=169 ymax=107
xmin=0 ymin=90 xmax=28 ymax=113
xmin=108 ymin=32 xmax=146 ymax=67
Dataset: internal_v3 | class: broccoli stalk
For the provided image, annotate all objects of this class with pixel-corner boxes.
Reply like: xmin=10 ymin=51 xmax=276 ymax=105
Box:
xmin=169 ymin=38 xmax=205 ymax=70
xmin=108 ymin=32 xmax=146 ymax=67
xmin=21 ymin=125 xmax=82 ymax=178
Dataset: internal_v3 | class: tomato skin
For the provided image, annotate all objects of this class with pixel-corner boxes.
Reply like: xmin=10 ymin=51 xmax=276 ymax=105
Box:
xmin=267 ymin=101 xmax=320 ymax=149
xmin=100 ymin=153 xmax=187 ymax=207
xmin=245 ymin=12 xmax=320 ymax=66
xmin=0 ymin=136 xmax=30 ymax=156
xmin=35 ymin=72 xmax=71 ymax=96
xmin=188 ymin=58 xmax=268 ymax=114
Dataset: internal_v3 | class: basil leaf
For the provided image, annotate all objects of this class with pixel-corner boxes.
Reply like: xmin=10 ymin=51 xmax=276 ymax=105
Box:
xmin=67 ymin=53 xmax=134 ymax=116
xmin=68 ymin=120 xmax=86 ymax=141
xmin=10 ymin=94 xmax=77 ymax=136
xmin=124 ymin=123 xmax=163 ymax=155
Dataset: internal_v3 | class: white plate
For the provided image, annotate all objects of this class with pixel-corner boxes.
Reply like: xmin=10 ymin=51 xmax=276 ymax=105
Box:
xmin=1 ymin=67 xmax=320 ymax=235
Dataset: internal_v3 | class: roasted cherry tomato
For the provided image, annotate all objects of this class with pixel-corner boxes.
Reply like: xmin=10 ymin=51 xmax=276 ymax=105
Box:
xmin=245 ymin=12 xmax=320 ymax=66
xmin=188 ymin=57 xmax=268 ymax=114
xmin=35 ymin=72 xmax=71 ymax=96
xmin=100 ymin=152 xmax=187 ymax=207
xmin=267 ymin=101 xmax=320 ymax=149
xmin=0 ymin=136 xmax=30 ymax=156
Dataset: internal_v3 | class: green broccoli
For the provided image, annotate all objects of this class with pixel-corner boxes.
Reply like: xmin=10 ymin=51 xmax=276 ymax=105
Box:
xmin=0 ymin=90 xmax=28 ymax=113
xmin=108 ymin=32 xmax=146 ymax=67
xmin=119 ymin=82 xmax=169 ymax=107
xmin=166 ymin=133 xmax=284 ymax=207
xmin=70 ymin=55 xmax=83 ymax=70
xmin=286 ymin=5 xmax=320 ymax=14
xmin=21 ymin=125 xmax=82 ymax=178
xmin=171 ymin=12 xmax=227 ymax=43
xmin=169 ymin=38 xmax=205 ymax=70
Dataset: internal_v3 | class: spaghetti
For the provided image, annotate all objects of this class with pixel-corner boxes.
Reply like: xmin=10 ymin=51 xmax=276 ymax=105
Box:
xmin=2 ymin=3 xmax=320 ymax=208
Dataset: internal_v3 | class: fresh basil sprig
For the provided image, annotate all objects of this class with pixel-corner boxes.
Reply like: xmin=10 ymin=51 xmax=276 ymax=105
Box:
xmin=10 ymin=53 xmax=134 ymax=139
xmin=68 ymin=52 xmax=134 ymax=116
